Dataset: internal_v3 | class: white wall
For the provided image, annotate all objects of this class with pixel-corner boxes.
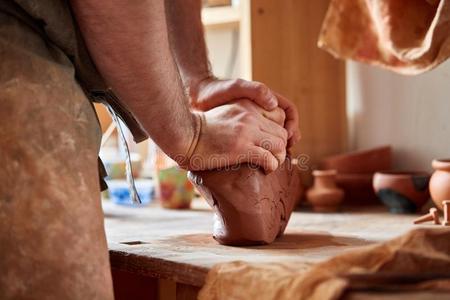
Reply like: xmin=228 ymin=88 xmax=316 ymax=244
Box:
xmin=205 ymin=29 xmax=241 ymax=79
xmin=347 ymin=61 xmax=450 ymax=171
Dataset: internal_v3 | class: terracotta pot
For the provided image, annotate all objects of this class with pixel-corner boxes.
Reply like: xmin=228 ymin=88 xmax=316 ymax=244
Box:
xmin=321 ymin=146 xmax=391 ymax=174
xmin=373 ymin=171 xmax=430 ymax=214
xmin=430 ymin=159 xmax=450 ymax=210
xmin=307 ymin=170 xmax=344 ymax=212
xmin=335 ymin=173 xmax=378 ymax=205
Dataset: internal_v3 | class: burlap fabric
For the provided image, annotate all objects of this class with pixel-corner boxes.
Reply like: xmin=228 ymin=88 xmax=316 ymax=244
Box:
xmin=199 ymin=228 xmax=450 ymax=299
xmin=319 ymin=0 xmax=450 ymax=74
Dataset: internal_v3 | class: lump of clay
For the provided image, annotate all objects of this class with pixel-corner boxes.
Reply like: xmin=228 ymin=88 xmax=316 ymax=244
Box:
xmin=188 ymin=159 xmax=302 ymax=246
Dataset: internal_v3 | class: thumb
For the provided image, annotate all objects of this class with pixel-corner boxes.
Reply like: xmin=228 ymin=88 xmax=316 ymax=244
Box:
xmin=197 ymin=79 xmax=278 ymax=111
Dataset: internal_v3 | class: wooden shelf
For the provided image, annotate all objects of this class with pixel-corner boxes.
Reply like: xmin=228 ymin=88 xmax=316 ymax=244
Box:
xmin=201 ymin=6 xmax=240 ymax=29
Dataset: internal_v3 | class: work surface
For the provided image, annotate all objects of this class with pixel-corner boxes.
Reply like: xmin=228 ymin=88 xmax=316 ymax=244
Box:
xmin=104 ymin=200 xmax=419 ymax=287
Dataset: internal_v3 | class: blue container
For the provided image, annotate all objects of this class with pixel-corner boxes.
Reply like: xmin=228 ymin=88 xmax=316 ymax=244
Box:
xmin=107 ymin=179 xmax=155 ymax=206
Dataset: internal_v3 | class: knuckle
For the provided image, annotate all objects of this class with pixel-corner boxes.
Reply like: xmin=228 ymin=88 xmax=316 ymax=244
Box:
xmin=276 ymin=138 xmax=285 ymax=150
xmin=274 ymin=147 xmax=286 ymax=159
xmin=273 ymin=137 xmax=286 ymax=150
xmin=229 ymin=104 xmax=246 ymax=116
xmin=260 ymin=139 xmax=272 ymax=151
xmin=231 ymin=78 xmax=244 ymax=88
xmin=268 ymin=157 xmax=278 ymax=171
xmin=282 ymin=128 xmax=288 ymax=140
xmin=255 ymin=84 xmax=268 ymax=97
xmin=239 ymin=111 xmax=255 ymax=123
xmin=233 ymin=122 xmax=245 ymax=135
xmin=261 ymin=137 xmax=285 ymax=153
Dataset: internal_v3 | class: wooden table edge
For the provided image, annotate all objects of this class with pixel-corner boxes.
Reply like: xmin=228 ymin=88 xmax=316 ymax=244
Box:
xmin=109 ymin=250 xmax=209 ymax=287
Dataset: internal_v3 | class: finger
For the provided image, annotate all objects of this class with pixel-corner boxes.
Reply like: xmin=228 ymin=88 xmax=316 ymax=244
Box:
xmin=287 ymin=130 xmax=301 ymax=148
xmin=195 ymin=81 xmax=230 ymax=111
xmin=223 ymin=79 xmax=279 ymax=111
xmin=257 ymin=134 xmax=287 ymax=166
xmin=257 ymin=114 xmax=288 ymax=143
xmin=274 ymin=92 xmax=300 ymax=140
xmin=260 ymin=107 xmax=286 ymax=126
xmin=250 ymin=146 xmax=279 ymax=173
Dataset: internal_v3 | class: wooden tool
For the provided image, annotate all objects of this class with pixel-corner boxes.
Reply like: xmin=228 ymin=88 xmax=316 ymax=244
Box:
xmin=413 ymin=208 xmax=440 ymax=225
xmin=443 ymin=200 xmax=450 ymax=226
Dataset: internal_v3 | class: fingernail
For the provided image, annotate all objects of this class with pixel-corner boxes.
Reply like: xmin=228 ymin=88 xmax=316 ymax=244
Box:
xmin=268 ymin=96 xmax=278 ymax=109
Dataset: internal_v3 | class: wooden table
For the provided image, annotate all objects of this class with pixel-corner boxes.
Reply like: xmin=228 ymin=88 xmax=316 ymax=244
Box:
xmin=104 ymin=200 xmax=419 ymax=299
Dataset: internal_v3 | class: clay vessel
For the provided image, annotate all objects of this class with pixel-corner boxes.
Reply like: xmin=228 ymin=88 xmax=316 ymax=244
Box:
xmin=320 ymin=146 xmax=391 ymax=206
xmin=320 ymin=146 xmax=391 ymax=174
xmin=188 ymin=158 xmax=302 ymax=246
xmin=430 ymin=159 xmax=450 ymax=210
xmin=307 ymin=170 xmax=344 ymax=212
xmin=335 ymin=173 xmax=378 ymax=205
xmin=373 ymin=171 xmax=430 ymax=214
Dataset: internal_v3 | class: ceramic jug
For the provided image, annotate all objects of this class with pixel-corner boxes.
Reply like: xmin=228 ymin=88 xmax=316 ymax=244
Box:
xmin=430 ymin=159 xmax=450 ymax=210
xmin=307 ymin=170 xmax=344 ymax=212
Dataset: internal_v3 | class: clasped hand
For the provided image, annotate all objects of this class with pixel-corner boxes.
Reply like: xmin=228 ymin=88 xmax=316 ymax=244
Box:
xmin=187 ymin=77 xmax=300 ymax=172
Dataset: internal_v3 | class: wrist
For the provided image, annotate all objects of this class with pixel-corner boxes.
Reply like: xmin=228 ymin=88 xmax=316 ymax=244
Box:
xmin=136 ymin=99 xmax=200 ymax=166
xmin=174 ymin=111 xmax=204 ymax=168
xmin=183 ymin=73 xmax=216 ymax=106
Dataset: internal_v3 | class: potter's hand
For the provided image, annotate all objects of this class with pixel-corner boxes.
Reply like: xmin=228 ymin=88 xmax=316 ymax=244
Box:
xmin=186 ymin=99 xmax=288 ymax=172
xmin=190 ymin=77 xmax=301 ymax=147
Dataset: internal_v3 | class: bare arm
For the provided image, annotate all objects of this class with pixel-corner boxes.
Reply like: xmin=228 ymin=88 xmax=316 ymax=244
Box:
xmin=164 ymin=0 xmax=211 ymax=94
xmin=70 ymin=0 xmax=194 ymax=161
xmin=70 ymin=0 xmax=289 ymax=171
xmin=164 ymin=0 xmax=277 ymax=110
xmin=165 ymin=0 xmax=301 ymax=146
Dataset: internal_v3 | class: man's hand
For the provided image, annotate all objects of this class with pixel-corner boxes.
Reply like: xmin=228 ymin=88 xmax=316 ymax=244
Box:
xmin=186 ymin=100 xmax=288 ymax=172
xmin=191 ymin=77 xmax=301 ymax=148
xmin=190 ymin=77 xmax=278 ymax=111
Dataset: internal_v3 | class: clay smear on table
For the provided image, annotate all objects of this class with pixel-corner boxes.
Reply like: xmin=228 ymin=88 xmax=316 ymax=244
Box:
xmin=188 ymin=159 xmax=302 ymax=246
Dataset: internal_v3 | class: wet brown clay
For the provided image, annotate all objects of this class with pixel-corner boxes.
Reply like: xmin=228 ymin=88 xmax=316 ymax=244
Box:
xmin=306 ymin=170 xmax=344 ymax=212
xmin=430 ymin=159 xmax=450 ymax=211
xmin=188 ymin=159 xmax=302 ymax=246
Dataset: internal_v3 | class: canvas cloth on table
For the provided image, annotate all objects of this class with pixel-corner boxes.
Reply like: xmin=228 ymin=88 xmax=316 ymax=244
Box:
xmin=319 ymin=0 xmax=450 ymax=74
xmin=199 ymin=228 xmax=450 ymax=300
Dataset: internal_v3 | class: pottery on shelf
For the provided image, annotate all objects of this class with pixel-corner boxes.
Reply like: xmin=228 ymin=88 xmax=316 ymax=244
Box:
xmin=320 ymin=146 xmax=392 ymax=174
xmin=307 ymin=170 xmax=344 ymax=212
xmin=335 ymin=173 xmax=378 ymax=205
xmin=430 ymin=159 xmax=450 ymax=211
xmin=373 ymin=171 xmax=430 ymax=214
xmin=320 ymin=146 xmax=392 ymax=205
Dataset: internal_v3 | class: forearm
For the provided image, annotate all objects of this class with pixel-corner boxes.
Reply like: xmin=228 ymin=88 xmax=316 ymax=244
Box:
xmin=165 ymin=0 xmax=212 ymax=96
xmin=164 ymin=1 xmax=282 ymax=114
xmin=70 ymin=0 xmax=195 ymax=160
